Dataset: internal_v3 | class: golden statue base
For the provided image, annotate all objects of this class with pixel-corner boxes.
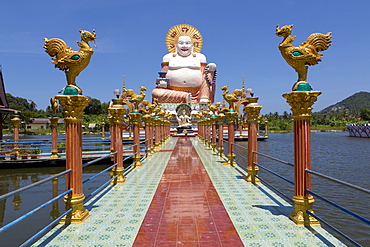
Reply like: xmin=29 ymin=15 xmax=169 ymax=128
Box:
xmin=134 ymin=155 xmax=142 ymax=167
xmin=110 ymin=167 xmax=126 ymax=184
xmin=211 ymin=143 xmax=217 ymax=153
xmin=60 ymin=194 xmax=89 ymax=224
xmin=217 ymin=147 xmax=225 ymax=158
xmin=223 ymin=153 xmax=235 ymax=166
xmin=50 ymin=150 xmax=59 ymax=159
xmin=246 ymin=166 xmax=260 ymax=183
xmin=289 ymin=196 xmax=320 ymax=226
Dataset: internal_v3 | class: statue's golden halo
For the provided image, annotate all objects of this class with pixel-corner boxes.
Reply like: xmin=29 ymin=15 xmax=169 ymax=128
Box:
xmin=166 ymin=24 xmax=203 ymax=53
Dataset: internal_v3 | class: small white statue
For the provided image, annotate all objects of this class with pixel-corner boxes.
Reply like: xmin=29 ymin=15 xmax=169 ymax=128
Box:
xmin=177 ymin=110 xmax=191 ymax=126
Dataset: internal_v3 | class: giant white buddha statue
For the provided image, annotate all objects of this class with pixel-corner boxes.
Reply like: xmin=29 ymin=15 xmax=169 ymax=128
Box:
xmin=152 ymin=24 xmax=217 ymax=104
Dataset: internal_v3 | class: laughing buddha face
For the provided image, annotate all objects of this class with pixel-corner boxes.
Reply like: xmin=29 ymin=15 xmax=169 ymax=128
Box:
xmin=175 ymin=36 xmax=193 ymax=57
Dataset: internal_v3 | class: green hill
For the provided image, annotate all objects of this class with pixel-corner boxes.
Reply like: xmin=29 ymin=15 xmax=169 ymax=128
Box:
xmin=318 ymin=91 xmax=370 ymax=116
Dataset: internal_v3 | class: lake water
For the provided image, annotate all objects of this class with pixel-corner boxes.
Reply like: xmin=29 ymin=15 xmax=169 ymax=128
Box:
xmin=0 ymin=133 xmax=369 ymax=246
xmin=235 ymin=132 xmax=370 ymax=246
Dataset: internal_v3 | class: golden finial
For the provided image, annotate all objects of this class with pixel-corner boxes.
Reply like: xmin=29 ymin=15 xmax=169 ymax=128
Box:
xmin=275 ymin=24 xmax=332 ymax=91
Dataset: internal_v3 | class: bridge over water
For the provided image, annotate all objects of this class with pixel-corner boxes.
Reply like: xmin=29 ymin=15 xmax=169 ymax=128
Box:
xmin=32 ymin=136 xmax=344 ymax=246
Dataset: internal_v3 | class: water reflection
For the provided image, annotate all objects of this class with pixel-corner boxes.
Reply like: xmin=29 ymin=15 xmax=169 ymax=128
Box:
xmin=0 ymin=164 xmax=112 ymax=246
xmin=0 ymin=133 xmax=368 ymax=246
xmin=234 ymin=132 xmax=370 ymax=246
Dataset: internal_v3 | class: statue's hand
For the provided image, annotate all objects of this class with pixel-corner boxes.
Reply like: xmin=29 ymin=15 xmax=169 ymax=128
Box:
xmin=156 ymin=79 xmax=168 ymax=88
xmin=200 ymin=97 xmax=209 ymax=103
xmin=208 ymin=63 xmax=217 ymax=72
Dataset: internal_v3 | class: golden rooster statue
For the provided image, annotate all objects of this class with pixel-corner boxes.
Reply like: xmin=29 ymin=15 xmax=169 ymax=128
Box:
xmin=275 ymin=25 xmax=332 ymax=91
xmin=50 ymin=97 xmax=58 ymax=116
xmin=124 ymin=86 xmax=147 ymax=111
xmin=44 ymin=30 xmax=97 ymax=95
xmin=221 ymin=86 xmax=243 ymax=111
xmin=208 ymin=102 xmax=220 ymax=115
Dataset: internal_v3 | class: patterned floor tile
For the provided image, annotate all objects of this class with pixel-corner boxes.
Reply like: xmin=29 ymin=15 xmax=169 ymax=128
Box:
xmin=32 ymin=139 xmax=178 ymax=247
xmin=33 ymin=137 xmax=346 ymax=247
xmin=190 ymin=137 xmax=346 ymax=247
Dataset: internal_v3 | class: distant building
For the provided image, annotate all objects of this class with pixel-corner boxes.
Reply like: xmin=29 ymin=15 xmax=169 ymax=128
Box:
xmin=25 ymin=118 xmax=64 ymax=129
xmin=88 ymin=123 xmax=98 ymax=132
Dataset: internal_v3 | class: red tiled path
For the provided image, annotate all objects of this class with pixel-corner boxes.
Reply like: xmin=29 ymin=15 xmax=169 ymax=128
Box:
xmin=133 ymin=137 xmax=243 ymax=246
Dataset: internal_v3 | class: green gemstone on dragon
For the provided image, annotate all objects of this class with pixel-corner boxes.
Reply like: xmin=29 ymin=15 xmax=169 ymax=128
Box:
xmin=71 ymin=55 xmax=80 ymax=60
xmin=292 ymin=51 xmax=303 ymax=56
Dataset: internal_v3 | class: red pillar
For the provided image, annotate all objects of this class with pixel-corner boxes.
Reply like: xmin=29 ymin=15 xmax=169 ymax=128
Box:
xmin=283 ymin=91 xmax=321 ymax=226
xmin=109 ymin=98 xmax=125 ymax=183
xmin=244 ymin=97 xmax=262 ymax=183
xmin=217 ymin=114 xmax=225 ymax=157
xmin=224 ymin=111 xmax=237 ymax=165
xmin=11 ymin=115 xmax=21 ymax=150
xmin=211 ymin=116 xmax=217 ymax=152
xmin=131 ymin=112 xmax=142 ymax=166
xmin=56 ymin=95 xmax=91 ymax=224
xmin=49 ymin=117 xmax=59 ymax=159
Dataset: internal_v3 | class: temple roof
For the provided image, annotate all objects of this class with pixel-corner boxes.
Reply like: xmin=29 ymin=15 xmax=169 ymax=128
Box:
xmin=0 ymin=67 xmax=17 ymax=114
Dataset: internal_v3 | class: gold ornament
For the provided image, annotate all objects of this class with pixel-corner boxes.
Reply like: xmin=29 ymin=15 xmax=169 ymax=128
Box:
xmin=283 ymin=91 xmax=321 ymax=119
xmin=55 ymin=95 xmax=91 ymax=122
xmin=166 ymin=24 xmax=203 ymax=53
xmin=44 ymin=30 xmax=97 ymax=93
xmin=123 ymin=86 xmax=147 ymax=111
xmin=221 ymin=86 xmax=243 ymax=112
xmin=275 ymin=25 xmax=332 ymax=90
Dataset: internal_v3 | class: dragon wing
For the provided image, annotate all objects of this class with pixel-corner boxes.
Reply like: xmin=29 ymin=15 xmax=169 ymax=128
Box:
xmin=43 ymin=38 xmax=69 ymax=57
xmin=295 ymin=32 xmax=332 ymax=65
xmin=43 ymin=38 xmax=83 ymax=70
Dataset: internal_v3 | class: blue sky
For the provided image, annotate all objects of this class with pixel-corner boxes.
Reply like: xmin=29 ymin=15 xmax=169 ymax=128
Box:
xmin=0 ymin=0 xmax=369 ymax=114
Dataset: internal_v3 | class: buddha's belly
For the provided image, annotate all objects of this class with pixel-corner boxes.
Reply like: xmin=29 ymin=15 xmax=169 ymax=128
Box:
xmin=167 ymin=68 xmax=202 ymax=88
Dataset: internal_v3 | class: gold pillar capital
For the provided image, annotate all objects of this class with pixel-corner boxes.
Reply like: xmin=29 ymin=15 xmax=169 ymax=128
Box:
xmin=244 ymin=97 xmax=262 ymax=121
xmin=142 ymin=114 xmax=152 ymax=125
xmin=55 ymin=95 xmax=91 ymax=122
xmin=225 ymin=111 xmax=237 ymax=123
xmin=109 ymin=108 xmax=125 ymax=124
xmin=130 ymin=112 xmax=142 ymax=125
xmin=282 ymin=91 xmax=321 ymax=119
xmin=11 ymin=115 xmax=21 ymax=127
xmin=49 ymin=116 xmax=59 ymax=127
xmin=210 ymin=115 xmax=217 ymax=125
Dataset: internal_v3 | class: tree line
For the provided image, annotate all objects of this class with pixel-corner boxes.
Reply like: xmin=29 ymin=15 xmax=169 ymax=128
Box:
xmin=4 ymin=93 xmax=370 ymax=132
xmin=262 ymin=109 xmax=370 ymax=131
xmin=4 ymin=93 xmax=110 ymax=131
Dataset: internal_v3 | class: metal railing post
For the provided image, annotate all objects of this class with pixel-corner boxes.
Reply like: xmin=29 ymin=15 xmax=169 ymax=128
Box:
xmin=283 ymin=91 xmax=321 ymax=226
xmin=55 ymin=95 xmax=91 ymax=224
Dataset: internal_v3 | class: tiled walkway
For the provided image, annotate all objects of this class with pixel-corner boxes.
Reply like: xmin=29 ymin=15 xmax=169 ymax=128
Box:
xmin=133 ymin=137 xmax=243 ymax=246
xmin=191 ymin=138 xmax=345 ymax=247
xmin=34 ymin=137 xmax=345 ymax=247
xmin=34 ymin=138 xmax=178 ymax=246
